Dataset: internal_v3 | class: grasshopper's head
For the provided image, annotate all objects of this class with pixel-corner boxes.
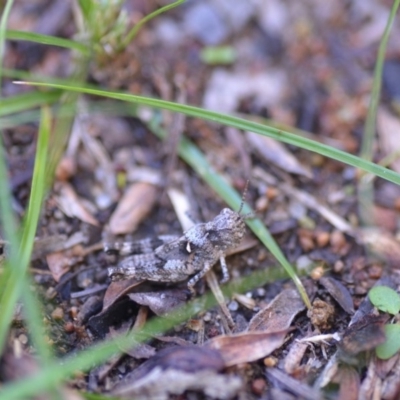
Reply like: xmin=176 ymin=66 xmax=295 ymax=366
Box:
xmin=206 ymin=208 xmax=246 ymax=251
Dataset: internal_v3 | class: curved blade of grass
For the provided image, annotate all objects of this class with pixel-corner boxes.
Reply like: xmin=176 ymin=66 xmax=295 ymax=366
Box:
xmin=0 ymin=102 xmax=80 ymax=129
xmin=121 ymin=0 xmax=185 ymax=50
xmin=360 ymin=0 xmax=400 ymax=161
xmin=358 ymin=0 xmax=400 ymax=226
xmin=147 ymin=114 xmax=311 ymax=308
xmin=0 ymin=1 xmax=20 ymax=348
xmin=76 ymin=0 xmax=94 ymax=22
xmin=0 ymin=106 xmax=51 ymax=352
xmin=21 ymin=277 xmax=53 ymax=362
xmin=0 ymin=266 xmax=286 ymax=400
xmin=0 ymin=0 xmax=15 ymax=84
xmin=5 ymin=30 xmax=89 ymax=54
xmin=0 ymin=90 xmax=62 ymax=117
xmin=15 ymin=81 xmax=400 ymax=186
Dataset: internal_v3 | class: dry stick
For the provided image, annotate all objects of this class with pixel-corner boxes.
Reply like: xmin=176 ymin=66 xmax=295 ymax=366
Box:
xmin=206 ymin=270 xmax=234 ymax=331
xmin=164 ymin=84 xmax=186 ymax=187
xmin=254 ymin=167 xmax=353 ymax=233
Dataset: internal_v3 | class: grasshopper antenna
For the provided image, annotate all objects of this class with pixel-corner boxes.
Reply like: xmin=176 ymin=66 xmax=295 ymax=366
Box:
xmin=238 ymin=179 xmax=250 ymax=215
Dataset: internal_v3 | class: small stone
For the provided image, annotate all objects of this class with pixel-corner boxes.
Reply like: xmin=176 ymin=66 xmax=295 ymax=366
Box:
xmin=228 ymin=300 xmax=239 ymax=311
xmin=55 ymin=156 xmax=76 ymax=181
xmin=51 ymin=307 xmax=64 ymax=320
xmin=251 ymin=378 xmax=267 ymax=395
xmin=18 ymin=334 xmax=28 ymax=344
xmin=255 ymin=288 xmax=266 ymax=297
xmin=203 ymin=312 xmax=212 ymax=322
xmin=333 ymin=260 xmax=344 ymax=273
xmin=255 ymin=196 xmax=269 ymax=212
xmin=330 ymin=230 xmax=346 ymax=253
xmin=298 ymin=229 xmax=315 ymax=251
xmin=187 ymin=319 xmax=203 ymax=332
xmin=310 ymin=266 xmax=325 ymax=280
xmin=289 ymin=201 xmax=306 ymax=220
xmin=266 ymin=187 xmax=279 ymax=200
xmin=316 ymin=231 xmax=330 ymax=247
xmin=69 ymin=306 xmax=79 ymax=319
xmin=263 ymin=356 xmax=278 ymax=368
xmin=64 ymin=322 xmax=75 ymax=333
xmin=296 ymin=255 xmax=313 ymax=272
xmin=368 ymin=264 xmax=383 ymax=279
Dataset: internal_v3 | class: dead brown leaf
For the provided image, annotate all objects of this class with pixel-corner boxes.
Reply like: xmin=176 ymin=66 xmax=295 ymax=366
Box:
xmin=128 ymin=289 xmax=189 ymax=316
xmin=205 ymin=330 xmax=288 ymax=367
xmin=284 ymin=338 xmax=309 ymax=375
xmin=111 ymin=345 xmax=242 ymax=399
xmin=102 ymin=278 xmax=144 ymax=312
xmin=55 ymin=182 xmax=99 ymax=226
xmin=46 ymin=250 xmax=83 ymax=282
xmin=246 ymin=132 xmax=312 ymax=178
xmin=356 ymin=227 xmax=400 ymax=266
xmin=319 ymin=276 xmax=354 ymax=314
xmin=248 ymin=288 xmax=306 ymax=332
xmin=109 ymin=182 xmax=158 ymax=235
xmin=340 ymin=314 xmax=388 ymax=357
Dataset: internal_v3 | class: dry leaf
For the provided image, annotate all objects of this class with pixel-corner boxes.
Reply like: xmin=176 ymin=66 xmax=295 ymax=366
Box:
xmin=355 ymin=227 xmax=400 ymax=266
xmin=128 ymin=289 xmax=189 ymax=316
xmin=284 ymin=339 xmax=309 ymax=375
xmin=333 ymin=365 xmax=360 ymax=400
xmin=340 ymin=314 xmax=388 ymax=357
xmin=46 ymin=250 xmax=83 ymax=282
xmin=55 ymin=182 xmax=99 ymax=226
xmin=111 ymin=346 xmax=242 ymax=400
xmin=102 ymin=278 xmax=144 ymax=312
xmin=248 ymin=288 xmax=306 ymax=332
xmin=319 ymin=276 xmax=354 ymax=314
xmin=381 ymin=354 xmax=400 ymax=399
xmin=109 ymin=182 xmax=158 ymax=235
xmin=206 ymin=330 xmax=288 ymax=366
xmin=246 ymin=131 xmax=312 ymax=178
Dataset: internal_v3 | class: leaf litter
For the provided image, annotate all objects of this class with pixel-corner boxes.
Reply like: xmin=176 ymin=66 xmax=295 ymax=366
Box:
xmin=4 ymin=1 xmax=400 ymax=399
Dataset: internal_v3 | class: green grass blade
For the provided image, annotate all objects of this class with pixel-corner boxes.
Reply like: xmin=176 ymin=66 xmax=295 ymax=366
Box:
xmin=358 ymin=0 xmax=400 ymax=226
xmin=0 ymin=0 xmax=15 ymax=85
xmin=15 ymin=81 xmax=400 ymax=186
xmin=0 ymin=106 xmax=51 ymax=353
xmin=147 ymin=115 xmax=311 ymax=308
xmin=21 ymin=277 xmax=53 ymax=362
xmin=121 ymin=0 xmax=185 ymax=49
xmin=19 ymin=106 xmax=51 ymax=265
xmin=0 ymin=90 xmax=62 ymax=117
xmin=5 ymin=30 xmax=89 ymax=54
xmin=360 ymin=0 xmax=400 ymax=160
xmin=0 ymin=0 xmax=20 ymax=344
xmin=76 ymin=0 xmax=95 ymax=22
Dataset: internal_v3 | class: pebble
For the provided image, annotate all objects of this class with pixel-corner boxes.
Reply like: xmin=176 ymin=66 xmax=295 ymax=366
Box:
xmin=228 ymin=300 xmax=239 ymax=311
xmin=296 ymin=255 xmax=313 ymax=271
xmin=51 ymin=307 xmax=64 ymax=320
xmin=251 ymin=378 xmax=267 ymax=396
